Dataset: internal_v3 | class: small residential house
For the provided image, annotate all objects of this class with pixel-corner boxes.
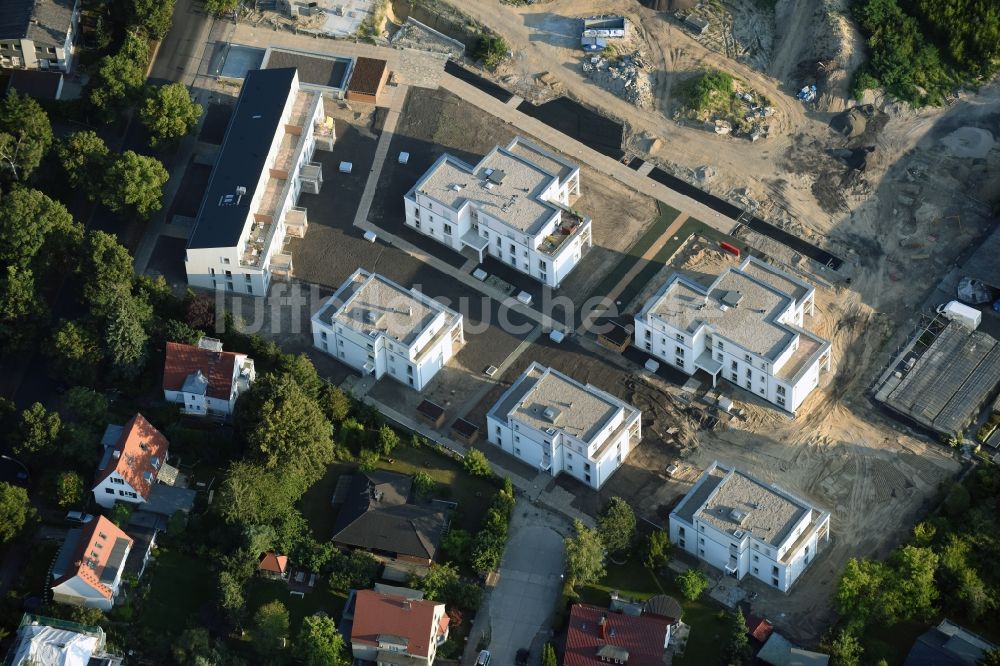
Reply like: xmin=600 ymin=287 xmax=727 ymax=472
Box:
xmin=564 ymin=604 xmax=677 ymax=666
xmin=162 ymin=337 xmax=255 ymax=418
xmin=8 ymin=613 xmax=123 ymax=666
xmin=258 ymin=551 xmax=289 ymax=579
xmin=350 ymin=589 xmax=449 ymax=666
xmin=634 ymin=255 xmax=832 ymax=414
xmin=486 ymin=362 xmax=642 ymax=489
xmin=903 ymin=619 xmax=997 ymax=666
xmin=311 ymin=268 xmax=464 ymax=392
xmin=0 ymin=0 xmax=80 ymax=72
xmin=405 ymin=136 xmax=592 ymax=288
xmin=331 ymin=471 xmax=447 ymax=567
xmin=50 ymin=516 xmax=133 ymax=611
xmin=92 ymin=414 xmax=172 ymax=509
xmin=669 ymin=461 xmax=830 ymax=593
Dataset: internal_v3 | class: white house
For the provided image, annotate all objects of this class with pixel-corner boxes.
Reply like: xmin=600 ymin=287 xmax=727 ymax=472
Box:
xmin=404 ymin=137 xmax=592 ymax=288
xmin=634 ymin=255 xmax=832 ymax=414
xmin=92 ymin=413 xmax=172 ymax=509
xmin=184 ymin=67 xmax=336 ymax=296
xmin=9 ymin=613 xmax=123 ymax=666
xmin=486 ymin=362 xmax=641 ymax=489
xmin=50 ymin=516 xmax=133 ymax=611
xmin=311 ymin=269 xmax=464 ymax=391
xmin=0 ymin=0 xmax=79 ymax=72
xmin=350 ymin=589 xmax=450 ymax=666
xmin=669 ymin=461 xmax=831 ymax=593
xmin=162 ymin=337 xmax=255 ymax=417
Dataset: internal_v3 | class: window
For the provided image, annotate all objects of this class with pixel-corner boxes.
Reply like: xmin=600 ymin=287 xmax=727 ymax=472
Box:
xmin=745 ymin=381 xmax=752 ymax=389
xmin=745 ymin=353 xmax=752 ymax=362
xmin=222 ymin=257 xmax=231 ymax=264
xmin=514 ymin=436 xmax=520 ymax=443
xmin=227 ymin=283 xmax=234 ymax=291
xmin=679 ymin=538 xmax=686 ymax=548
xmin=717 ymin=353 xmax=723 ymax=361
xmin=584 ymin=463 xmax=590 ymax=472
xmin=538 ymin=259 xmax=547 ymax=270
xmin=753 ymin=554 xmax=758 ymax=562
xmin=105 ymin=488 xmax=115 ymax=494
xmin=320 ymin=331 xmax=327 ymax=340
xmin=678 ymin=527 xmax=685 ymax=535
xmin=509 ymin=243 xmax=515 ymax=253
xmin=225 ymin=270 xmax=232 ymax=278
xmin=777 ymin=396 xmax=786 ymax=406
xmin=675 ymin=346 xmax=684 ymax=355
xmin=699 ymin=537 xmax=704 ymax=544
xmin=567 ymin=464 xmax=573 ymax=471
xmin=645 ymin=329 xmax=651 ymax=339
xmin=111 ymin=477 xmax=124 ymax=485
xmin=247 ymin=285 xmax=253 ymax=295
xmin=119 ymin=490 xmax=126 ymax=496
xmin=772 ymin=578 xmax=780 ymax=587
xmin=753 ymin=567 xmax=759 ymax=574
xmin=731 ymin=360 xmax=738 ymax=370
xmin=514 ymin=447 xmax=521 ymax=455
xmin=645 ymin=342 xmax=651 ymax=351
xmin=746 ymin=368 xmax=752 ymax=377
xmin=699 ymin=548 xmax=705 ymax=556
xmin=676 ymin=358 xmax=685 ymax=368
xmin=585 ymin=474 xmax=591 ymax=483
xmin=772 ymin=565 xmax=779 ymax=575
xmin=209 ymin=267 xmax=215 ymax=276
xmin=443 ymin=223 xmax=452 ymax=235
xmin=245 ymin=273 xmax=252 ymax=282
xmin=730 ymin=372 xmax=738 ymax=381
xmin=717 ymin=341 xmax=724 ymax=349
xmin=777 ymin=385 xmax=786 ymax=396
xmin=676 ymin=333 xmax=685 ymax=342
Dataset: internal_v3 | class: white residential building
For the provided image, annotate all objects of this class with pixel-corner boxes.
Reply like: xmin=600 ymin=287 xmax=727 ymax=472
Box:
xmin=50 ymin=516 xmax=132 ymax=611
xmin=404 ymin=137 xmax=593 ymax=288
xmin=0 ymin=0 xmax=79 ymax=72
xmin=311 ymin=269 xmax=464 ymax=391
xmin=487 ymin=362 xmax=641 ymax=489
xmin=634 ymin=256 xmax=832 ymax=414
xmin=669 ymin=461 xmax=831 ymax=593
xmin=162 ymin=337 xmax=255 ymax=418
xmin=184 ymin=67 xmax=336 ymax=296
xmin=92 ymin=414 xmax=171 ymax=509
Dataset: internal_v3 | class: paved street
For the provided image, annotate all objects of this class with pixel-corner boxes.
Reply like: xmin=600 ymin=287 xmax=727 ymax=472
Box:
xmin=150 ymin=0 xmax=215 ymax=84
xmin=467 ymin=501 xmax=566 ymax=666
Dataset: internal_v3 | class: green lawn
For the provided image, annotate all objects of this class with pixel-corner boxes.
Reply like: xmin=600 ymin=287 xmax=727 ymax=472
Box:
xmin=586 ymin=202 xmax=680 ymax=303
xmin=244 ymin=577 xmax=347 ymax=636
xmin=576 ymin=561 xmax=726 ymax=666
xmin=139 ymin=549 xmax=216 ymax=632
xmin=298 ymin=444 xmax=499 ymax=540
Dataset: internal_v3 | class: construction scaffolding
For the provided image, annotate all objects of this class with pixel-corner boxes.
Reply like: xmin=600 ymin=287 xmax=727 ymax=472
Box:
xmin=874 ymin=320 xmax=1000 ymax=437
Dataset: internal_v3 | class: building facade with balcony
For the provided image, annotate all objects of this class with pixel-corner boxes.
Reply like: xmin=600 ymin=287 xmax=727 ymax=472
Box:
xmin=0 ymin=0 xmax=79 ymax=72
xmin=669 ymin=461 xmax=831 ymax=593
xmin=311 ymin=269 xmax=464 ymax=391
xmin=634 ymin=256 xmax=832 ymax=414
xmin=486 ymin=362 xmax=641 ymax=489
xmin=184 ymin=67 xmax=334 ymax=296
xmin=404 ymin=137 xmax=592 ymax=288
xmin=162 ymin=338 xmax=255 ymax=417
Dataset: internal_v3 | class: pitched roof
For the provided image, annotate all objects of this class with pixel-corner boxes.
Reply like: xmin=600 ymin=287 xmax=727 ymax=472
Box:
xmin=93 ymin=414 xmax=169 ymax=499
xmin=351 ymin=590 xmax=446 ymax=658
xmin=258 ymin=551 xmax=289 ymax=574
xmin=51 ymin=516 xmax=132 ymax=600
xmin=332 ymin=472 xmax=447 ymax=561
xmin=904 ymin=620 xmax=996 ymax=666
xmin=163 ymin=341 xmax=241 ymax=400
xmin=564 ymin=605 xmax=671 ymax=666
xmin=746 ymin=615 xmax=775 ymax=644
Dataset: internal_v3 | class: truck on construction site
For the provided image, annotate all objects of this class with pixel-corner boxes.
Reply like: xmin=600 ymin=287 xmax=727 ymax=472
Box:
xmin=936 ymin=300 xmax=981 ymax=330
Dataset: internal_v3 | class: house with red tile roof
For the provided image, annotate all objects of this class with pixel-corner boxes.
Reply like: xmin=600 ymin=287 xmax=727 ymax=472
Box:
xmin=746 ymin=614 xmax=775 ymax=645
xmin=564 ymin=604 xmax=675 ymax=666
xmin=258 ymin=551 xmax=289 ymax=579
xmin=50 ymin=516 xmax=133 ymax=611
xmin=350 ymin=589 xmax=450 ymax=666
xmin=163 ymin=338 xmax=255 ymax=418
xmin=92 ymin=414 xmax=172 ymax=509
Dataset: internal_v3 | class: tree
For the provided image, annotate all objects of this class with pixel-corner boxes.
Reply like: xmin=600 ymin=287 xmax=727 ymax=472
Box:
xmin=374 ymin=424 xmax=399 ymax=457
xmin=0 ymin=187 xmax=82 ymax=274
xmin=102 ymin=151 xmax=169 ymax=220
xmin=463 ymin=448 xmax=492 ymax=477
xmin=104 ymin=294 xmax=152 ymax=381
xmin=912 ymin=521 xmax=937 ymax=546
xmin=726 ymin=607 xmax=752 ymax=666
xmin=109 ymin=502 xmax=133 ymax=528
xmin=0 ymin=482 xmax=30 ymax=543
xmin=62 ymin=385 xmax=109 ymax=430
xmin=642 ymin=530 xmax=671 ymax=570
xmin=541 ymin=643 xmax=558 ymax=666
xmin=412 ymin=563 xmax=482 ymax=611
xmin=320 ymin=385 xmax=351 ymax=423
xmin=57 ymin=131 xmax=110 ymax=192
xmin=128 ymin=0 xmax=175 ymax=39
xmin=16 ymin=402 xmax=61 ymax=457
xmin=49 ymin=321 xmax=104 ymax=386
xmin=0 ymin=264 xmax=44 ymax=351
xmin=165 ymin=318 xmax=204 ymax=345
xmin=676 ymin=568 xmax=709 ymax=601
xmin=828 ymin=629 xmax=863 ymax=666
xmin=597 ymin=497 xmax=635 ymax=555
xmin=276 ymin=353 xmax=323 ymax=399
xmin=0 ymin=90 xmax=53 ymax=181
xmin=441 ymin=528 xmax=473 ymax=565
xmin=251 ymin=600 xmax=289 ymax=659
xmin=203 ymin=0 xmax=239 ymax=14
xmin=89 ymin=32 xmax=147 ymax=117
xmin=218 ymin=568 xmax=246 ymax=615
xmin=980 ymin=648 xmax=1000 ymax=666
xmin=327 ymin=550 xmax=379 ymax=592
xmin=53 ymin=471 xmax=84 ymax=508
xmin=564 ymin=519 xmax=605 ymax=590
xmin=217 ymin=461 xmax=299 ymax=528
xmin=296 ymin=614 xmax=349 ymax=666
xmin=81 ymin=231 xmax=135 ymax=317
xmin=412 ymin=471 xmax=435 ymax=499
xmin=140 ymin=82 xmax=202 ymax=147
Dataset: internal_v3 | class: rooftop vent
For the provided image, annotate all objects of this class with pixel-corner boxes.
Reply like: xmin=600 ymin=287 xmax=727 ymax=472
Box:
xmin=729 ymin=508 xmax=749 ymax=524
xmin=720 ymin=290 xmax=743 ymax=308
xmin=488 ymin=169 xmax=507 ymax=185
xmin=450 ymin=183 xmax=463 ymax=191
xmin=542 ymin=406 xmax=561 ymax=423
xmin=734 ymin=529 xmax=745 ymax=538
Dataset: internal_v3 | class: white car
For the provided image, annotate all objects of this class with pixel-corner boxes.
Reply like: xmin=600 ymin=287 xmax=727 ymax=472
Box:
xmin=475 ymin=650 xmax=491 ymax=666
xmin=65 ymin=511 xmax=94 ymax=524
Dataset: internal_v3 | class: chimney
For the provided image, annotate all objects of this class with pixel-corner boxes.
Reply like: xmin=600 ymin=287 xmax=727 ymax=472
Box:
xmin=599 ymin=614 xmax=608 ymax=640
xmin=402 ymin=599 xmax=411 ymax=610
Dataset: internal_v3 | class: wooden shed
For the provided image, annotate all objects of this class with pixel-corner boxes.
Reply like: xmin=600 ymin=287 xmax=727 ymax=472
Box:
xmin=346 ymin=57 xmax=389 ymax=104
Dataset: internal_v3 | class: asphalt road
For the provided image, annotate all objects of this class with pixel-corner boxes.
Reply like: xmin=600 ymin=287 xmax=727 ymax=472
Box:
xmin=150 ymin=0 xmax=215 ymax=85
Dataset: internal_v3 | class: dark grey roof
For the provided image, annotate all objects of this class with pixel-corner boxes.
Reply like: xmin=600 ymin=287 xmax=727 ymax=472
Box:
xmin=123 ymin=526 xmax=155 ymax=577
xmin=142 ymin=484 xmax=196 ymax=517
xmin=0 ymin=0 xmax=75 ymax=48
xmin=643 ymin=595 xmax=683 ymax=621
xmin=265 ymin=49 xmax=350 ymax=88
xmin=188 ymin=68 xmax=296 ymax=250
xmin=332 ymin=472 xmax=447 ymax=561
xmin=100 ymin=538 xmax=130 ymax=584
xmin=52 ymin=528 xmax=82 ymax=578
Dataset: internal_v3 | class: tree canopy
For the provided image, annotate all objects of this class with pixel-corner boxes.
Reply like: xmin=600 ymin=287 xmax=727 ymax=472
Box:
xmin=16 ymin=402 xmax=61 ymax=457
xmin=251 ymin=600 xmax=289 ymax=659
xmin=57 ymin=131 xmax=110 ymax=192
xmin=89 ymin=31 xmax=148 ymax=117
xmin=564 ymin=519 xmax=605 ymax=590
xmin=296 ymin=615 xmax=349 ymax=666
xmin=140 ymin=83 xmax=203 ymax=147
xmin=0 ymin=482 xmax=30 ymax=543
xmin=597 ymin=497 xmax=636 ymax=554
xmin=0 ymin=187 xmax=82 ymax=275
xmin=127 ymin=0 xmax=175 ymax=39
xmin=676 ymin=568 xmax=709 ymax=602
xmin=463 ymin=448 xmax=492 ymax=477
xmin=0 ymin=90 xmax=53 ymax=181
xmin=81 ymin=231 xmax=135 ymax=317
xmin=102 ymin=151 xmax=169 ymax=220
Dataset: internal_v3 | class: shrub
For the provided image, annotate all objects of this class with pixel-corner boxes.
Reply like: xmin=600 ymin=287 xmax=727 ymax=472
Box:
xmin=473 ymin=32 xmax=510 ymax=70
xmin=676 ymin=568 xmax=709 ymax=601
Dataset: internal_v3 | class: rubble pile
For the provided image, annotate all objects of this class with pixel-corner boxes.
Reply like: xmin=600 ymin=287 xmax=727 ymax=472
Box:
xmin=582 ymin=51 xmax=653 ymax=108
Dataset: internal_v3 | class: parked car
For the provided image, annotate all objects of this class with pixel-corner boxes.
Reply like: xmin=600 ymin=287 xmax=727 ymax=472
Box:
xmin=516 ymin=648 xmax=530 ymax=666
xmin=475 ymin=650 xmax=491 ymax=666
xmin=65 ymin=511 xmax=94 ymax=524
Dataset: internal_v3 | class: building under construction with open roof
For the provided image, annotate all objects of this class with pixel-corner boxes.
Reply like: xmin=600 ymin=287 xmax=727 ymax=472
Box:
xmin=875 ymin=319 xmax=1000 ymax=438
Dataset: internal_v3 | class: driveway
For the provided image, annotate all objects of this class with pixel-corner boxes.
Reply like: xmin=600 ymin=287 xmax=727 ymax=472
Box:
xmin=482 ymin=501 xmax=565 ymax=665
